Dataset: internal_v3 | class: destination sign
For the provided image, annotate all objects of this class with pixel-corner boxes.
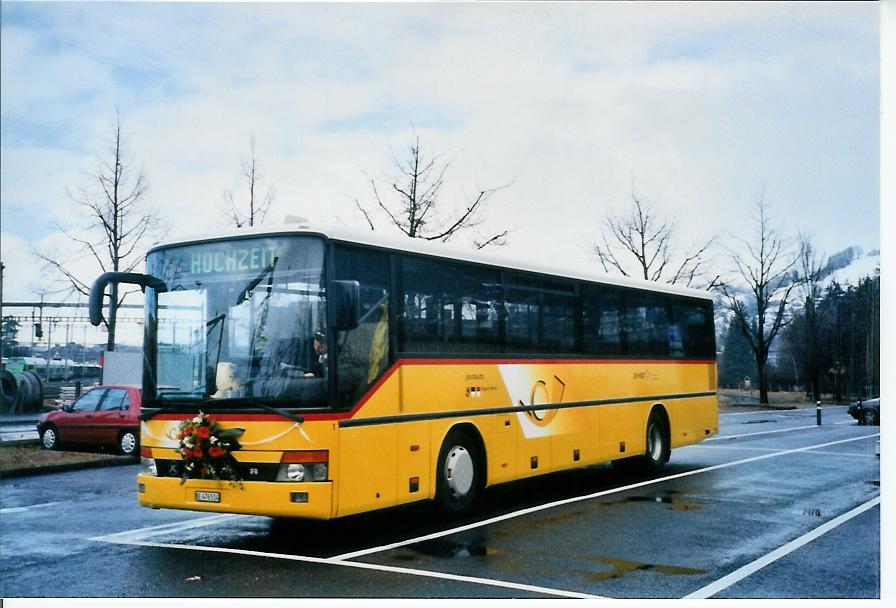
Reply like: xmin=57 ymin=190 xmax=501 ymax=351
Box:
xmin=149 ymin=236 xmax=325 ymax=286
xmin=190 ymin=246 xmax=279 ymax=275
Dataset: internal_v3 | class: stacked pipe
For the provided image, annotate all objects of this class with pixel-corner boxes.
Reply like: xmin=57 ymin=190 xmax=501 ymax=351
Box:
xmin=0 ymin=370 xmax=44 ymax=413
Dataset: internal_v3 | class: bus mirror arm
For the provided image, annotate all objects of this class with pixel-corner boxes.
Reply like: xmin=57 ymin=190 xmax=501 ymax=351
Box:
xmin=89 ymin=272 xmax=169 ymax=326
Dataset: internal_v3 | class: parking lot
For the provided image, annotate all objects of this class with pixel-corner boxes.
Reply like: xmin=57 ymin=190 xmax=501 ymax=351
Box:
xmin=0 ymin=404 xmax=880 ymax=599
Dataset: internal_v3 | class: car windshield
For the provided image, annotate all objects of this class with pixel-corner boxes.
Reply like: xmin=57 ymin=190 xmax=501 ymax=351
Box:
xmin=146 ymin=236 xmax=327 ymax=407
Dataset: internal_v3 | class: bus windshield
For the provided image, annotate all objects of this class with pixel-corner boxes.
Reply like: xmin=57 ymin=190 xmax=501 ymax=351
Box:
xmin=146 ymin=236 xmax=328 ymax=408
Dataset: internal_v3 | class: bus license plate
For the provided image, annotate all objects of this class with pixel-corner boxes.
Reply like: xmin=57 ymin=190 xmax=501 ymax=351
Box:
xmin=195 ymin=491 xmax=221 ymax=503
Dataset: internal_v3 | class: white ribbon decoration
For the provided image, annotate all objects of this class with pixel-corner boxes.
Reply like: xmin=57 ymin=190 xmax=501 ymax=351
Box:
xmin=141 ymin=420 xmax=311 ymax=448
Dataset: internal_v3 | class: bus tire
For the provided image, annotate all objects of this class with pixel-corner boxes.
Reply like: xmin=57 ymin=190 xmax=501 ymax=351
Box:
xmin=435 ymin=429 xmax=482 ymax=515
xmin=119 ymin=430 xmax=139 ymax=456
xmin=41 ymin=425 xmax=59 ymax=451
xmin=611 ymin=409 xmax=670 ymax=475
xmin=644 ymin=409 xmax=671 ymax=470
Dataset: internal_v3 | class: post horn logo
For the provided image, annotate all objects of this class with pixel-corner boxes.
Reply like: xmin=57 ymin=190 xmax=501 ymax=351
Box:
xmin=522 ymin=376 xmax=565 ymax=427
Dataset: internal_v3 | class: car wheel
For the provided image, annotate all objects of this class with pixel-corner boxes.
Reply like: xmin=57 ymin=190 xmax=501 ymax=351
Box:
xmin=41 ymin=426 xmax=59 ymax=450
xmin=862 ymin=409 xmax=877 ymax=427
xmin=119 ymin=431 xmax=138 ymax=456
xmin=435 ymin=429 xmax=482 ymax=515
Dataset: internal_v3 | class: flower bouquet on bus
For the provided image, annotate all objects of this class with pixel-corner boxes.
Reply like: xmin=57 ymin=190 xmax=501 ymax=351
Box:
xmin=177 ymin=413 xmax=245 ymax=485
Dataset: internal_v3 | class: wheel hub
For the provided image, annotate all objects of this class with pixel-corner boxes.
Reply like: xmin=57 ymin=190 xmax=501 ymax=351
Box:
xmin=648 ymin=424 xmax=663 ymax=461
xmin=444 ymin=446 xmax=474 ymax=496
xmin=121 ymin=433 xmax=136 ymax=454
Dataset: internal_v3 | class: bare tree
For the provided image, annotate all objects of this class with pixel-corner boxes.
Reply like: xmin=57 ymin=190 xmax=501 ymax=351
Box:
xmin=720 ymin=195 xmax=801 ymax=404
xmin=796 ymin=233 xmax=827 ymax=402
xmin=356 ymin=131 xmax=510 ymax=249
xmin=223 ymin=136 xmax=275 ymax=228
xmin=592 ymin=186 xmax=719 ymax=289
xmin=37 ymin=112 xmax=164 ymax=351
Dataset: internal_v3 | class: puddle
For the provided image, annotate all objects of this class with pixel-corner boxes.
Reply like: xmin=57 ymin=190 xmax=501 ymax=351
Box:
xmin=743 ymin=419 xmax=777 ymax=425
xmin=581 ymin=556 xmax=706 ymax=582
xmin=406 ymin=538 xmax=498 ymax=559
xmin=621 ymin=491 xmax=705 ymax=512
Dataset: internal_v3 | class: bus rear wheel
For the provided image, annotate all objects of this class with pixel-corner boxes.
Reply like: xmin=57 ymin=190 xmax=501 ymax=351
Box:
xmin=435 ymin=429 xmax=482 ymax=515
xmin=644 ymin=411 xmax=670 ymax=469
xmin=612 ymin=410 xmax=670 ymax=475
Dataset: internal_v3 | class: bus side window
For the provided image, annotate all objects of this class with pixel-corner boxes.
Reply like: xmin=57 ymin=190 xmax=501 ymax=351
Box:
xmin=399 ymin=256 xmax=501 ymax=355
xmin=504 ymin=274 xmax=577 ymax=355
xmin=332 ymin=245 xmax=391 ymax=406
xmin=623 ymin=291 xmax=669 ymax=358
xmin=582 ymin=285 xmax=624 ymax=356
xmin=672 ymin=298 xmax=716 ymax=359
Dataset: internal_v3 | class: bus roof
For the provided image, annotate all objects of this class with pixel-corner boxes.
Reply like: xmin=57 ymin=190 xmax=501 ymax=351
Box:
xmin=147 ymin=222 xmax=715 ymax=301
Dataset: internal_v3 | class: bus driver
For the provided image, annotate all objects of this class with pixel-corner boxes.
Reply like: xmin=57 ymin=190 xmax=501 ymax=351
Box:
xmin=304 ymin=330 xmax=327 ymax=377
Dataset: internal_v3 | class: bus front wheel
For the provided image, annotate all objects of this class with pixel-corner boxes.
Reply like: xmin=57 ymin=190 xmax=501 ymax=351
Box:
xmin=435 ymin=429 xmax=482 ymax=515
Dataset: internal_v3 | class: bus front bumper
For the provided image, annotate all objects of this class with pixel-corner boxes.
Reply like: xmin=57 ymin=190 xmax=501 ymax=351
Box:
xmin=137 ymin=474 xmax=334 ymax=519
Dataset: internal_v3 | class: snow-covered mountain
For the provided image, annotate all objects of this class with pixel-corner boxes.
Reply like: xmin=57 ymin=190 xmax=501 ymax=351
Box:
xmin=820 ymin=246 xmax=880 ymax=289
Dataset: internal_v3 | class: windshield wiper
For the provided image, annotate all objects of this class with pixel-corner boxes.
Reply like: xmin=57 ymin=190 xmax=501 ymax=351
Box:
xmin=147 ymin=394 xmax=305 ymax=424
xmin=235 ymin=398 xmax=305 ymax=424
xmin=205 ymin=312 xmax=227 ymax=396
xmin=196 ymin=398 xmax=304 ymax=425
xmin=140 ymin=407 xmax=163 ymax=421
xmin=235 ymin=257 xmax=278 ymax=306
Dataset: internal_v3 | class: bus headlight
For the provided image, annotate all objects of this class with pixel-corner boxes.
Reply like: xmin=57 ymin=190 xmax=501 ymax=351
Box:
xmin=141 ymin=457 xmax=157 ymax=476
xmin=277 ymin=450 xmax=329 ymax=482
xmin=286 ymin=464 xmax=305 ymax=482
xmin=140 ymin=447 xmax=157 ymax=476
xmin=308 ymin=463 xmax=328 ymax=481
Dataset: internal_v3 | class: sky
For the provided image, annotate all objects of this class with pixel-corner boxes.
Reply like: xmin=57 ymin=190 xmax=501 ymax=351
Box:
xmin=0 ymin=2 xmax=882 ymax=346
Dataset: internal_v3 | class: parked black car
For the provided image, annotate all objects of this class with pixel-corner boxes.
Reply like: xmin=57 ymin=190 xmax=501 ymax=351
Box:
xmin=847 ymin=397 xmax=880 ymax=426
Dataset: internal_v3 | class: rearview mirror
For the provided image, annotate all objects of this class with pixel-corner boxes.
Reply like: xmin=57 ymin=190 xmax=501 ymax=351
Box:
xmin=89 ymin=272 xmax=168 ymax=326
xmin=331 ymin=280 xmax=360 ymax=331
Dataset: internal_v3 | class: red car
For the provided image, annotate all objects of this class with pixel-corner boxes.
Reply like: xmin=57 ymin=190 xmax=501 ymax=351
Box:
xmin=37 ymin=385 xmax=141 ymax=456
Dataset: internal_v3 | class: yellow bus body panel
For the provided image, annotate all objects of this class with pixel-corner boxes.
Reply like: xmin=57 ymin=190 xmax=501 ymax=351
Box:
xmin=138 ymin=359 xmax=717 ymax=519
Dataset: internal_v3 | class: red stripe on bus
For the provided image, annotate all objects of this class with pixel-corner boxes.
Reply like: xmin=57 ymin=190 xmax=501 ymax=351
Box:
xmin=396 ymin=357 xmax=716 ymax=366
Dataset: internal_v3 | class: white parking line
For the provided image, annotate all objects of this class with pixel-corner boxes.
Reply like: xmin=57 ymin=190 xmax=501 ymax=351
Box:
xmin=90 ymin=431 xmax=878 ymax=599
xmin=691 ymin=444 xmax=877 ymax=458
xmin=331 ymin=433 xmax=878 ymax=561
xmin=91 ymin=513 xmax=241 ymax=542
xmin=706 ymin=424 xmax=821 ymax=441
xmin=719 ymin=406 xmax=846 ymax=417
xmin=93 ymin=536 xmax=603 ymax=599
xmin=0 ymin=500 xmax=62 ymax=514
xmin=709 ymin=419 xmax=858 ymax=442
xmin=683 ymin=496 xmax=881 ymax=599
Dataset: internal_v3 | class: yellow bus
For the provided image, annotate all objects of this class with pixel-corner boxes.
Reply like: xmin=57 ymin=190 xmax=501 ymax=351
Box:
xmin=89 ymin=224 xmax=718 ymax=519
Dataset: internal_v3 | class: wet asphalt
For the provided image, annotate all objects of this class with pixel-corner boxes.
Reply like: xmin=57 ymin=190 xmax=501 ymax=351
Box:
xmin=0 ymin=405 xmax=880 ymax=599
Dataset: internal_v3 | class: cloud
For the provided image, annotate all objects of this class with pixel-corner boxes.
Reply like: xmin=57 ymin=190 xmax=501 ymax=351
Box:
xmin=0 ymin=1 xmax=880 ymax=310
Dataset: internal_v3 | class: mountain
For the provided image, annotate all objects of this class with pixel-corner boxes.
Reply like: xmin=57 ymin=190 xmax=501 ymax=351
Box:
xmin=820 ymin=246 xmax=880 ymax=289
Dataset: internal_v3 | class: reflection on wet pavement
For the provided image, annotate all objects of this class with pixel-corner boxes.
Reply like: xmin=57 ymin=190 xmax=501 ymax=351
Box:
xmin=580 ymin=556 xmax=706 ymax=582
xmin=400 ymin=538 xmax=499 ymax=559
